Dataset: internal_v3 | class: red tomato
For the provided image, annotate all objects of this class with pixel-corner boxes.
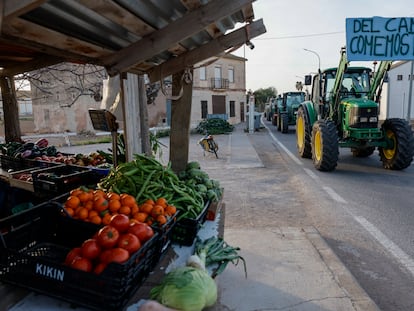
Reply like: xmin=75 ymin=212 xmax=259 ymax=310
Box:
xmin=81 ymin=239 xmax=101 ymax=260
xmin=117 ymin=233 xmax=141 ymax=254
xmin=99 ymin=249 xmax=113 ymax=264
xmin=97 ymin=225 xmax=120 ymax=248
xmin=127 ymin=222 xmax=154 ymax=243
xmin=93 ymin=262 xmax=107 ymax=275
xmin=110 ymin=214 xmax=130 ymax=233
xmin=64 ymin=247 xmax=81 ymax=265
xmin=70 ymin=257 xmax=92 ymax=272
xmin=106 ymin=248 xmax=130 ymax=264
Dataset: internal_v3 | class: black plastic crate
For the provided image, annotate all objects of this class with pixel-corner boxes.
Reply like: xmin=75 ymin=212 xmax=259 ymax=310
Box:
xmin=0 ymin=203 xmax=160 ymax=311
xmin=0 ymin=154 xmax=30 ymax=171
xmin=32 ymin=165 xmax=102 ymax=195
xmin=171 ymin=201 xmax=210 ymax=246
xmin=0 ymin=154 xmax=60 ymax=172
xmin=152 ymin=211 xmax=179 ymax=262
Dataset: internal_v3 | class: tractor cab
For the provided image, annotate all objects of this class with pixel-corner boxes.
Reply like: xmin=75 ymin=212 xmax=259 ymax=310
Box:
xmin=324 ymin=68 xmax=371 ymax=101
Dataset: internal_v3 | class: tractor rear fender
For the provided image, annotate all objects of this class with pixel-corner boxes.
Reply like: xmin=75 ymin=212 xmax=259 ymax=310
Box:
xmin=300 ymin=101 xmax=317 ymax=125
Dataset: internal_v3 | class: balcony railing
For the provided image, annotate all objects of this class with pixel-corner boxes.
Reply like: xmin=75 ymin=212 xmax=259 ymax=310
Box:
xmin=209 ymin=78 xmax=229 ymax=90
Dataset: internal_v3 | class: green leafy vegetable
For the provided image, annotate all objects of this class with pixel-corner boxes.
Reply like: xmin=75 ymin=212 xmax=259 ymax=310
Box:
xmin=195 ymin=236 xmax=247 ymax=278
xmin=150 ymin=260 xmax=217 ymax=311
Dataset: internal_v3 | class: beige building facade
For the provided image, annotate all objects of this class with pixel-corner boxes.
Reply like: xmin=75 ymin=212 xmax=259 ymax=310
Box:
xmin=190 ymin=54 xmax=247 ymax=126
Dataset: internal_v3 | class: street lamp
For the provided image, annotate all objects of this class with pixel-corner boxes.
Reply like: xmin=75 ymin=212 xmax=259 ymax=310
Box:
xmin=303 ymin=48 xmax=321 ymax=72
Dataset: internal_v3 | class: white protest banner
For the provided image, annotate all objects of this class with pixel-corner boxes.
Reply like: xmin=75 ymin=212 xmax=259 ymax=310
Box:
xmin=346 ymin=17 xmax=414 ymax=61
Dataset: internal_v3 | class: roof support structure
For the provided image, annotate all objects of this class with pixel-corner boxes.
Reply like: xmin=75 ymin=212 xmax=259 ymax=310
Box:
xmin=103 ymin=0 xmax=255 ymax=76
xmin=148 ymin=18 xmax=266 ymax=83
xmin=169 ymin=68 xmax=194 ymax=173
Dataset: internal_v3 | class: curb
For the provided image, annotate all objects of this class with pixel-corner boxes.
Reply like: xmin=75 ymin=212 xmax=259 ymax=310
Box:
xmin=303 ymin=226 xmax=380 ymax=311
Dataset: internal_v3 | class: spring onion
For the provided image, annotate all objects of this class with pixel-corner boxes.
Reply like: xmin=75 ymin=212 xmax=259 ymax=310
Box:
xmin=195 ymin=236 xmax=247 ymax=278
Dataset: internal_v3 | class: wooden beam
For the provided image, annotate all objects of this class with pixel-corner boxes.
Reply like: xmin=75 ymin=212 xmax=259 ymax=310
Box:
xmin=169 ymin=69 xmax=193 ymax=173
xmin=104 ymin=0 xmax=255 ymax=76
xmin=0 ymin=0 xmax=3 ymax=33
xmin=2 ymin=18 xmax=112 ymax=60
xmin=0 ymin=75 xmax=22 ymax=142
xmin=148 ymin=18 xmax=266 ymax=83
xmin=3 ymin=0 xmax=46 ymax=20
xmin=1 ymin=55 xmax=63 ymax=76
xmin=121 ymin=73 xmax=142 ymax=162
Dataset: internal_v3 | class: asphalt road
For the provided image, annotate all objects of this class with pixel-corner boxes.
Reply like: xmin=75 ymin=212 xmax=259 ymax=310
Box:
xmin=256 ymin=119 xmax=414 ymax=311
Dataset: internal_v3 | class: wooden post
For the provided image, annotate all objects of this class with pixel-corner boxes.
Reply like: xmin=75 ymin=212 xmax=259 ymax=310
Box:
xmin=138 ymin=75 xmax=151 ymax=156
xmin=170 ymin=69 xmax=193 ymax=173
xmin=121 ymin=73 xmax=142 ymax=162
xmin=0 ymin=76 xmax=22 ymax=142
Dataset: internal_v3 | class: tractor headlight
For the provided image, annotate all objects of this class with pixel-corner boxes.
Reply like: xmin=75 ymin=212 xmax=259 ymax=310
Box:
xmin=360 ymin=117 xmax=368 ymax=123
xmin=369 ymin=116 xmax=377 ymax=123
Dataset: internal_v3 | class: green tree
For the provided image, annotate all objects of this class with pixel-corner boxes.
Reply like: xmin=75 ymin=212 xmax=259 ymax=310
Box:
xmin=253 ymin=87 xmax=277 ymax=111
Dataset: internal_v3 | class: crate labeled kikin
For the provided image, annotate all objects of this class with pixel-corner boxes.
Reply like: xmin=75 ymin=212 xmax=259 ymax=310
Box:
xmin=0 ymin=202 xmax=159 ymax=311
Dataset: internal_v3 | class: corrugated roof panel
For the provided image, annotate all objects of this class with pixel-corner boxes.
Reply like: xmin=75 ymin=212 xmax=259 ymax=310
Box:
xmin=20 ymin=0 xmax=138 ymax=50
xmin=0 ymin=0 xmax=262 ymax=76
xmin=116 ymin=0 xmax=187 ymax=28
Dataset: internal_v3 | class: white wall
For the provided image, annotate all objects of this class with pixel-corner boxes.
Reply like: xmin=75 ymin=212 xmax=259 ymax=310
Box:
xmin=382 ymin=61 xmax=414 ymax=121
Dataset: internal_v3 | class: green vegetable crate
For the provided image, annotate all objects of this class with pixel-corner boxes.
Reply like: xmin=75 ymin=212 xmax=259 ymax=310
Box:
xmin=0 ymin=202 xmax=160 ymax=311
xmin=171 ymin=201 xmax=210 ymax=246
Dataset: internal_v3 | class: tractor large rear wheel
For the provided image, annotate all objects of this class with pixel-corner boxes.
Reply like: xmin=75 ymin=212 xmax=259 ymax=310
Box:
xmin=379 ymin=118 xmax=414 ymax=170
xmin=296 ymin=105 xmax=312 ymax=158
xmin=311 ymin=120 xmax=339 ymax=171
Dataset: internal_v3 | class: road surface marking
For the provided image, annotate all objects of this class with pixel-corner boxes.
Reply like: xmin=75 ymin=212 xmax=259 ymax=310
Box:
xmin=323 ymin=186 xmax=348 ymax=204
xmin=263 ymin=121 xmax=303 ymax=165
xmin=354 ymin=216 xmax=414 ymax=277
xmin=304 ymin=167 xmax=320 ymax=181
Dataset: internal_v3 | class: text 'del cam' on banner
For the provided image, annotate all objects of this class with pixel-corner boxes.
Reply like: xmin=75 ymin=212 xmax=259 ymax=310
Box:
xmin=346 ymin=17 xmax=414 ymax=61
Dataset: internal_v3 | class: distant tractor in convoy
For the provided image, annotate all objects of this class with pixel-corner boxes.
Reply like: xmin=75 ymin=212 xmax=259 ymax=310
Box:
xmin=271 ymin=95 xmax=282 ymax=125
xmin=275 ymin=91 xmax=305 ymax=133
xmin=296 ymin=47 xmax=414 ymax=171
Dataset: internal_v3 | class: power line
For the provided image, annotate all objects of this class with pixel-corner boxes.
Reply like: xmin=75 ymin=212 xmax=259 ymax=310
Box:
xmin=255 ymin=31 xmax=344 ymax=40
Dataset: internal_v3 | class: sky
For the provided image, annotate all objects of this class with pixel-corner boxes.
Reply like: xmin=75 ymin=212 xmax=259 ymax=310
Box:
xmin=232 ymin=0 xmax=414 ymax=94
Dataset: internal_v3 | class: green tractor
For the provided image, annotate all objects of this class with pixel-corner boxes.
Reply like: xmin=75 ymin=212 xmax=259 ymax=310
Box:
xmin=271 ymin=95 xmax=282 ymax=125
xmin=275 ymin=91 xmax=305 ymax=133
xmin=296 ymin=47 xmax=414 ymax=171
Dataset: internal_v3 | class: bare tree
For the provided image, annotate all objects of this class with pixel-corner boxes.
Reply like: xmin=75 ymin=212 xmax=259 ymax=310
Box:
xmin=24 ymin=63 xmax=107 ymax=107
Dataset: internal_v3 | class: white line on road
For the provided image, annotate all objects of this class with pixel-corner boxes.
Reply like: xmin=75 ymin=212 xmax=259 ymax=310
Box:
xmin=322 ymin=186 xmax=348 ymax=204
xmin=303 ymin=167 xmax=320 ymax=182
xmin=354 ymin=216 xmax=414 ymax=277
xmin=263 ymin=121 xmax=303 ymax=166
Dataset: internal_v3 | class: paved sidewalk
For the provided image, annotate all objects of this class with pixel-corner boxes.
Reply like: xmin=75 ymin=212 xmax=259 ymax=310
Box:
xmin=192 ymin=124 xmax=379 ymax=311
xmin=8 ymin=122 xmax=379 ymax=311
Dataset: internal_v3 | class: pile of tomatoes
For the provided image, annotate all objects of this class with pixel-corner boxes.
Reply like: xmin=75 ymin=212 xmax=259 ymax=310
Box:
xmin=63 ymin=187 xmax=177 ymax=228
xmin=65 ymin=214 xmax=155 ymax=274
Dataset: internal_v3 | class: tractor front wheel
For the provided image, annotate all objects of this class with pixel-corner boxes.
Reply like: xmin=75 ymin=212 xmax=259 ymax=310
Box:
xmin=281 ymin=113 xmax=289 ymax=133
xmin=276 ymin=112 xmax=282 ymax=131
xmin=379 ymin=118 xmax=414 ymax=170
xmin=296 ymin=105 xmax=312 ymax=158
xmin=311 ymin=120 xmax=339 ymax=171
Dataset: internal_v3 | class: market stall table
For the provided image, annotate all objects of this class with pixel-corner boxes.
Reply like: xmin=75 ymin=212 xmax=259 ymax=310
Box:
xmin=0 ymin=198 xmax=225 ymax=311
